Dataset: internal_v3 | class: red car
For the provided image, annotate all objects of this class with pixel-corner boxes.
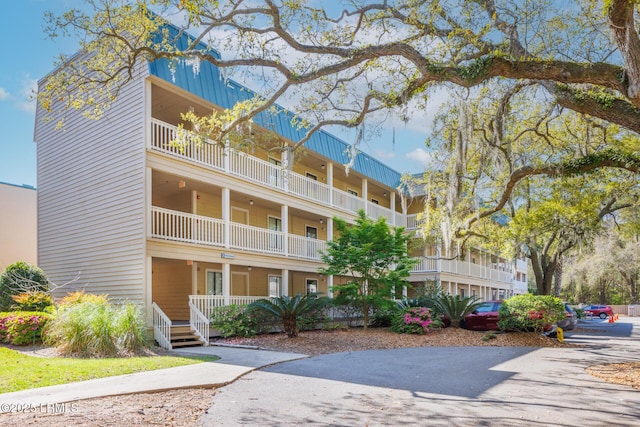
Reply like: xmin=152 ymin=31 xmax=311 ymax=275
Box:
xmin=461 ymin=301 xmax=502 ymax=331
xmin=582 ymin=305 xmax=614 ymax=319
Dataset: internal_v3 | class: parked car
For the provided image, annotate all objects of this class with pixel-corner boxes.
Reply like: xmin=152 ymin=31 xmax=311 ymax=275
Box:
xmin=461 ymin=301 xmax=502 ymax=331
xmin=582 ymin=305 xmax=614 ymax=319
xmin=558 ymin=303 xmax=578 ymax=330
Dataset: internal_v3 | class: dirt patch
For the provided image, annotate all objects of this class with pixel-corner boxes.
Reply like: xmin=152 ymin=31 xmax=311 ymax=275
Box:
xmin=586 ymin=361 xmax=640 ymax=390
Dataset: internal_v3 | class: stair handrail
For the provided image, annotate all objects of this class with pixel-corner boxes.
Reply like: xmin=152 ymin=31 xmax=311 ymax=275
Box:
xmin=189 ymin=301 xmax=210 ymax=346
xmin=152 ymin=302 xmax=172 ymax=350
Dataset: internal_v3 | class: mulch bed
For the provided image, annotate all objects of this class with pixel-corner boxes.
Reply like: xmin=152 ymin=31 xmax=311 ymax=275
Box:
xmin=213 ymin=326 xmax=574 ymax=356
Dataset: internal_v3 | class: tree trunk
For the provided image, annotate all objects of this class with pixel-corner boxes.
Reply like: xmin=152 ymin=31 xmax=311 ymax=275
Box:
xmin=530 ymin=248 xmax=556 ymax=295
xmin=283 ymin=315 xmax=298 ymax=338
xmin=553 ymin=257 xmax=563 ymax=297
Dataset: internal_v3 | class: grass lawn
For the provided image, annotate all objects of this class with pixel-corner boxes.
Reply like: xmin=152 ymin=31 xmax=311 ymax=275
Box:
xmin=0 ymin=347 xmax=219 ymax=393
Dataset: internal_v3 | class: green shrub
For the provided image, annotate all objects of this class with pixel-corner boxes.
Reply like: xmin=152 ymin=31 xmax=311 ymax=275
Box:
xmin=249 ymin=293 xmax=330 ymax=338
xmin=498 ymin=294 xmax=565 ymax=333
xmin=370 ymin=304 xmax=401 ymax=327
xmin=211 ymin=304 xmax=258 ymax=338
xmin=0 ymin=262 xmax=49 ymax=311
xmin=434 ymin=294 xmax=483 ymax=328
xmin=329 ymin=283 xmax=363 ymax=327
xmin=11 ymin=292 xmax=54 ymax=312
xmin=0 ymin=311 xmax=52 ymax=345
xmin=298 ymin=307 xmax=331 ymax=331
xmin=43 ymin=300 xmax=147 ymax=357
xmin=391 ymin=307 xmax=434 ymax=334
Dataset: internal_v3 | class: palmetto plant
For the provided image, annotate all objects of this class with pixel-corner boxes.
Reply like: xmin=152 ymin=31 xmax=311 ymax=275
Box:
xmin=434 ymin=295 xmax=484 ymax=328
xmin=249 ymin=293 xmax=328 ymax=338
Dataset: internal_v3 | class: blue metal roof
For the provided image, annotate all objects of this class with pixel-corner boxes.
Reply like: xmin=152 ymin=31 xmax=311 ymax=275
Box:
xmin=148 ymin=26 xmax=403 ymax=189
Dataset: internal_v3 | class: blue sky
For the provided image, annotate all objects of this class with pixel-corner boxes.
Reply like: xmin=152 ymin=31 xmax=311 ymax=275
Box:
xmin=0 ymin=1 xmax=434 ymax=188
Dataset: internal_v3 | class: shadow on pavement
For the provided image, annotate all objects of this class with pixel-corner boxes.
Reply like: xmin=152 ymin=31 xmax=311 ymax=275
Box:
xmin=262 ymin=346 xmax=533 ymax=399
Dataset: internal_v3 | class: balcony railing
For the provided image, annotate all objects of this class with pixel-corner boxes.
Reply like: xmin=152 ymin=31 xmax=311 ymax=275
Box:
xmin=152 ymin=206 xmax=224 ymax=247
xmin=411 ymin=257 xmax=513 ymax=285
xmin=152 ymin=206 xmax=325 ymax=260
xmin=150 ymin=118 xmax=399 ymax=224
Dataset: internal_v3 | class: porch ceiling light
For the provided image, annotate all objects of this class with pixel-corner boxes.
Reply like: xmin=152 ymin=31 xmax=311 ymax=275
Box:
xmin=249 ymin=199 xmax=254 ymax=205
xmin=178 ymin=180 xmax=186 ymax=188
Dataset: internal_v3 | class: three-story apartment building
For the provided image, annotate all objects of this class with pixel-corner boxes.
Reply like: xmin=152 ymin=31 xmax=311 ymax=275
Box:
xmin=35 ymin=27 xmax=525 ymax=348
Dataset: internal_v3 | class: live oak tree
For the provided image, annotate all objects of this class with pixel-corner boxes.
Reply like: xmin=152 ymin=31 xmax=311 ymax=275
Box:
xmin=41 ymin=1 xmax=640 ymax=293
xmin=416 ymin=85 xmax=640 ymax=295
xmin=41 ymin=0 xmax=640 ymax=152
xmin=319 ymin=210 xmax=415 ymax=328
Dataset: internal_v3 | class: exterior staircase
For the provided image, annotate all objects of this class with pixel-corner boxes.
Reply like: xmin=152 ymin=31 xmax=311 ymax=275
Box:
xmin=170 ymin=324 xmax=205 ymax=348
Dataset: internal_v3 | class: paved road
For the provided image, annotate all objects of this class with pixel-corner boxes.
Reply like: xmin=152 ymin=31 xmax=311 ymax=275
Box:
xmin=203 ymin=318 xmax=640 ymax=426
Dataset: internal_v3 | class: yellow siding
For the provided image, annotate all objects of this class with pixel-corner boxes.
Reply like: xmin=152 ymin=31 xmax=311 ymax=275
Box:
xmin=152 ymin=259 xmax=191 ymax=320
xmin=196 ymin=192 xmax=222 ymax=218
xmin=290 ymin=271 xmax=327 ymax=296
xmin=154 ymin=191 xmax=191 ymax=212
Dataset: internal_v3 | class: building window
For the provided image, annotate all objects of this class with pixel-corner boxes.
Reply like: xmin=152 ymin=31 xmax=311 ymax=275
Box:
xmin=306 ymin=279 xmax=318 ymax=295
xmin=206 ymin=271 xmax=222 ymax=295
xmin=347 ymin=188 xmax=358 ymax=196
xmin=460 ymin=288 xmax=466 ymax=298
xmin=306 ymin=172 xmax=317 ymax=181
xmin=371 ymin=198 xmax=379 ymax=205
xmin=269 ymin=158 xmax=281 ymax=186
xmin=268 ymin=275 xmax=282 ymax=298
xmin=268 ymin=216 xmax=282 ymax=250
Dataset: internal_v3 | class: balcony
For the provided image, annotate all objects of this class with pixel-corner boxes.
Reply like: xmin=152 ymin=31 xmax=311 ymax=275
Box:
xmin=150 ymin=119 xmax=403 ymax=226
xmin=411 ymin=256 xmax=513 ymax=285
xmin=151 ymin=206 xmax=326 ymax=260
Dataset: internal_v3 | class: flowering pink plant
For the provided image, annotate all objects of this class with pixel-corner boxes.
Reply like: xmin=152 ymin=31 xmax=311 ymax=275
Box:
xmin=0 ymin=311 xmax=52 ymax=345
xmin=391 ymin=307 xmax=434 ymax=334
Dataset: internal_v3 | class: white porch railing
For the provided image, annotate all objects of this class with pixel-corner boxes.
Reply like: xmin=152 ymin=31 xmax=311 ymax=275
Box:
xmin=288 ymin=234 xmax=326 ymax=260
xmin=411 ymin=257 xmax=513 ymax=285
xmin=406 ymin=214 xmax=420 ymax=230
xmin=190 ymin=295 xmax=268 ymax=321
xmin=151 ymin=119 xmax=404 ymax=224
xmin=152 ymin=206 xmax=225 ymax=246
xmin=152 ymin=207 xmax=325 ymax=260
xmin=289 ymin=173 xmax=331 ymax=204
xmin=151 ymin=118 xmax=225 ymax=170
xmin=189 ymin=301 xmax=210 ymax=345
xmin=152 ymin=302 xmax=172 ymax=350
xmin=230 ymin=222 xmax=286 ymax=255
xmin=411 ymin=257 xmax=438 ymax=272
xmin=367 ymin=203 xmax=394 ymax=223
xmin=332 ymin=188 xmax=366 ymax=213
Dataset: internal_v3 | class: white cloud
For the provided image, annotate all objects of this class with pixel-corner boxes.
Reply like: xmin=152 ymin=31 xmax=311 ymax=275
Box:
xmin=372 ymin=149 xmax=396 ymax=160
xmin=406 ymin=148 xmax=435 ymax=167
xmin=0 ymin=87 xmax=9 ymax=100
xmin=16 ymin=77 xmax=38 ymax=113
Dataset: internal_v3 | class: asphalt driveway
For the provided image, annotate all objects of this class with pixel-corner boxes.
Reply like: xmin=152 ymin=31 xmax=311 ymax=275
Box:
xmin=203 ymin=318 xmax=640 ymax=426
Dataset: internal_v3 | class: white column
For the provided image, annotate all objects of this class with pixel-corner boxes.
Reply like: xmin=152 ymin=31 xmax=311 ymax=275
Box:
xmin=281 ymin=204 xmax=289 ymax=256
xmin=327 ymin=275 xmax=333 ymax=298
xmin=282 ymin=269 xmax=289 ymax=297
xmin=192 ymin=190 xmax=198 ymax=214
xmin=145 ymin=167 xmax=152 ymax=239
xmin=144 ymin=80 xmax=152 ymax=149
xmin=327 ymin=163 xmax=334 ymax=205
xmin=145 ymin=255 xmax=153 ymax=327
xmin=362 ymin=179 xmax=368 ymax=213
xmin=222 ymin=187 xmax=230 ymax=248
xmin=223 ymin=263 xmax=231 ymax=305
xmin=327 ymin=217 xmax=333 ymax=242
xmin=390 ymin=193 xmax=396 ymax=225
xmin=191 ymin=262 xmax=198 ymax=295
